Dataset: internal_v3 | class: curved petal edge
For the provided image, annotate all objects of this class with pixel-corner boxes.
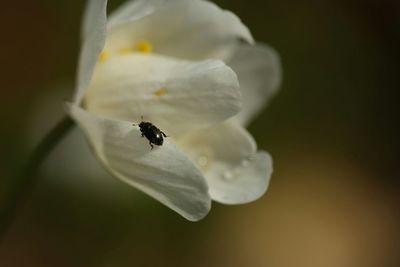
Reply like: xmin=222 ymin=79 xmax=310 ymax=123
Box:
xmin=65 ymin=103 xmax=211 ymax=221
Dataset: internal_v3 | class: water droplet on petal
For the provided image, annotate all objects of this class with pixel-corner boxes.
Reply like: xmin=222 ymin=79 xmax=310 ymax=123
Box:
xmin=223 ymin=170 xmax=233 ymax=180
xmin=197 ymin=155 xmax=209 ymax=168
xmin=241 ymin=159 xmax=249 ymax=167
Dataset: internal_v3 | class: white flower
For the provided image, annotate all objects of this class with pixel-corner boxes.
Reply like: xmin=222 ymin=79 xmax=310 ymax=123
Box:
xmin=67 ymin=0 xmax=281 ymax=221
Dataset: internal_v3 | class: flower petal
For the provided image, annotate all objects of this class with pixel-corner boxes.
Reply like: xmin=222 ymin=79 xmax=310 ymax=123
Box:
xmin=208 ymin=151 xmax=273 ymax=204
xmin=108 ymin=0 xmax=164 ymax=27
xmin=105 ymin=0 xmax=253 ymax=60
xmin=66 ymin=104 xmax=211 ymax=221
xmin=74 ymin=0 xmax=108 ymax=104
xmin=178 ymin=122 xmax=271 ymax=203
xmin=229 ymin=43 xmax=282 ymax=126
xmin=86 ymin=54 xmax=241 ymax=136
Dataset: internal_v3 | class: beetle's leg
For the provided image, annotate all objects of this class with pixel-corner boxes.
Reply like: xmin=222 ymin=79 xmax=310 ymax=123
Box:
xmin=161 ymin=131 xmax=168 ymax=138
xmin=149 ymin=141 xmax=154 ymax=150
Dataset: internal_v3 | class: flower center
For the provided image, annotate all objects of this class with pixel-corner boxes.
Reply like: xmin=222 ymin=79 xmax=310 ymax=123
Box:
xmin=117 ymin=40 xmax=153 ymax=55
xmin=134 ymin=40 xmax=153 ymax=53
xmin=98 ymin=51 xmax=109 ymax=63
xmin=98 ymin=40 xmax=153 ymax=63
xmin=154 ymin=87 xmax=167 ymax=97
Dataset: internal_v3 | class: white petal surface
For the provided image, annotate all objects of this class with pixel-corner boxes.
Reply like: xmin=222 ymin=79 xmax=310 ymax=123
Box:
xmin=178 ymin=122 xmax=271 ymax=203
xmin=229 ymin=43 xmax=282 ymax=126
xmin=74 ymin=0 xmax=108 ymax=104
xmin=66 ymin=104 xmax=211 ymax=221
xmin=105 ymin=0 xmax=253 ymax=60
xmin=209 ymin=151 xmax=273 ymax=204
xmin=108 ymin=0 xmax=164 ymax=27
xmin=86 ymin=54 xmax=241 ymax=136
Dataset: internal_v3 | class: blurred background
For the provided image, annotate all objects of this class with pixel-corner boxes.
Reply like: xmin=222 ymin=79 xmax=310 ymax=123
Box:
xmin=0 ymin=0 xmax=399 ymax=266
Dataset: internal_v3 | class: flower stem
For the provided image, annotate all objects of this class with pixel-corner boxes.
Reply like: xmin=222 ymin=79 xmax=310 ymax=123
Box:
xmin=0 ymin=115 xmax=75 ymax=240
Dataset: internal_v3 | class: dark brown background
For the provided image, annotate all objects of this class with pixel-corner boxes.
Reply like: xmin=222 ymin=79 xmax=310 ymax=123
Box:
xmin=0 ymin=0 xmax=399 ymax=266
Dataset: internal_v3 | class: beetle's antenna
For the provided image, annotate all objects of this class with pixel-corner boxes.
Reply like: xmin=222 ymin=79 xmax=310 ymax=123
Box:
xmin=133 ymin=115 xmax=144 ymax=126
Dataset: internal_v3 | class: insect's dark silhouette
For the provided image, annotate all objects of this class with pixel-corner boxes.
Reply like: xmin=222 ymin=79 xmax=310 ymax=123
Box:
xmin=134 ymin=117 xmax=167 ymax=150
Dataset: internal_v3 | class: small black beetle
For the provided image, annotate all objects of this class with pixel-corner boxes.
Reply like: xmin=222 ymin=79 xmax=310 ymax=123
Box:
xmin=134 ymin=118 xmax=167 ymax=150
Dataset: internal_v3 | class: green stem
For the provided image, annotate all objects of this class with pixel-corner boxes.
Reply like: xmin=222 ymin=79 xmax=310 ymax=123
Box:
xmin=0 ymin=115 xmax=75 ymax=240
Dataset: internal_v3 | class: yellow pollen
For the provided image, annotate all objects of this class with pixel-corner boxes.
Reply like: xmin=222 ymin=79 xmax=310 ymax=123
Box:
xmin=118 ymin=47 xmax=133 ymax=55
xmin=98 ymin=51 xmax=109 ymax=62
xmin=134 ymin=40 xmax=153 ymax=53
xmin=154 ymin=87 xmax=167 ymax=96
